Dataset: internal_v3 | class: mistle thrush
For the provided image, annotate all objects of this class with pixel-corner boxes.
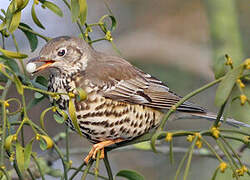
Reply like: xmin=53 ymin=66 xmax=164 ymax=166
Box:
xmin=27 ymin=36 xmax=250 ymax=163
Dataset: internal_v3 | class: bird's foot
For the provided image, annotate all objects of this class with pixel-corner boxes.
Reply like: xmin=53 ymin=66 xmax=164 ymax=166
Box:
xmin=84 ymin=139 xmax=123 ymax=164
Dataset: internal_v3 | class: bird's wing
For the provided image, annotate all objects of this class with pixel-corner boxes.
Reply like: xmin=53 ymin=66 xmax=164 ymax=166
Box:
xmin=85 ymin=54 xmax=206 ymax=113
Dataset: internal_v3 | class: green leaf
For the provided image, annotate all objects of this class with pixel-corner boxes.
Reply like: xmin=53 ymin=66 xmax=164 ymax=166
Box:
xmin=42 ymin=1 xmax=63 ymax=17
xmin=213 ymin=55 xmax=227 ymax=79
xmin=40 ymin=107 xmax=52 ymax=130
xmin=31 ymin=3 xmax=45 ymax=29
xmin=215 ymin=66 xmax=243 ymax=107
xmin=39 ymin=138 xmax=47 ymax=151
xmin=0 ymin=22 xmax=6 ymax=31
xmin=230 ymin=84 xmax=250 ymax=123
xmin=69 ymin=98 xmax=82 ymax=136
xmin=47 ymin=169 xmax=63 ymax=177
xmin=16 ymin=142 xmax=25 ymax=172
xmin=0 ymin=47 xmax=28 ymax=59
xmin=34 ymin=92 xmax=44 ymax=99
xmin=19 ymin=0 xmax=30 ymax=11
xmin=78 ymin=0 xmax=87 ymax=25
xmin=76 ymin=88 xmax=87 ymax=101
xmin=53 ymin=114 xmax=65 ymax=124
xmin=39 ymin=135 xmax=53 ymax=149
xmin=1 ymin=56 xmax=20 ymax=73
xmin=35 ymin=75 xmax=48 ymax=86
xmin=116 ymin=170 xmax=144 ymax=180
xmin=24 ymin=139 xmax=33 ymax=170
xmin=0 ymin=84 xmax=4 ymax=89
xmin=0 ymin=55 xmax=20 ymax=73
xmin=5 ymin=135 xmax=16 ymax=150
xmin=99 ymin=14 xmax=117 ymax=33
xmin=71 ymin=0 xmax=80 ymax=22
xmin=19 ymin=23 xmax=38 ymax=52
xmin=13 ymin=74 xmax=23 ymax=94
xmin=133 ymin=141 xmax=151 ymax=150
xmin=7 ymin=11 xmax=21 ymax=33
xmin=56 ymin=108 xmax=68 ymax=121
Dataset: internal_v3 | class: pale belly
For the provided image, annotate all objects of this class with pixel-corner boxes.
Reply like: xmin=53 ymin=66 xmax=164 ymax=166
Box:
xmin=73 ymin=93 xmax=164 ymax=142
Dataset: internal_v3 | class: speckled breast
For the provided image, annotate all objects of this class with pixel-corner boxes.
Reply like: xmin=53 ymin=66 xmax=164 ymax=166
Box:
xmin=48 ymin=75 xmax=164 ymax=143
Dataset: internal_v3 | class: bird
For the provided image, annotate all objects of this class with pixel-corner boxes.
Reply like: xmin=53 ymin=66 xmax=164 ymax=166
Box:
xmin=27 ymin=36 xmax=250 ymax=164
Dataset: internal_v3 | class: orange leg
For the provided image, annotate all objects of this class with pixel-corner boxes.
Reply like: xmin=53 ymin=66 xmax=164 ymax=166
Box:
xmin=84 ymin=138 xmax=123 ymax=164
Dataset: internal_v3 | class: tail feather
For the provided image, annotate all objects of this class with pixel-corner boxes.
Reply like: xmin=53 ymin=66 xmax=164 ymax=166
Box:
xmin=189 ymin=112 xmax=250 ymax=128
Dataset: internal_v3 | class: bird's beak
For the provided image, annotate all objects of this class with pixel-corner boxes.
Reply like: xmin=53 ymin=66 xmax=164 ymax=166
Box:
xmin=28 ymin=56 xmax=55 ymax=73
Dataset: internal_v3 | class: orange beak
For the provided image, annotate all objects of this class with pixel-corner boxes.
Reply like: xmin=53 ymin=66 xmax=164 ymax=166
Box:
xmin=28 ymin=56 xmax=55 ymax=73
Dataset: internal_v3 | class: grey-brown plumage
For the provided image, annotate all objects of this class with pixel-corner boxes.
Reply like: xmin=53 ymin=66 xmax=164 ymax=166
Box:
xmin=28 ymin=36 xmax=249 ymax=163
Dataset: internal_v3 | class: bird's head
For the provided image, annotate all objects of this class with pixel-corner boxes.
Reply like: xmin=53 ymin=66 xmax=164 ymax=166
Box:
xmin=27 ymin=36 xmax=92 ymax=74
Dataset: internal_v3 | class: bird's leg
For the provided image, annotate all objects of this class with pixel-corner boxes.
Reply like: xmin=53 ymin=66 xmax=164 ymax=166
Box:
xmin=84 ymin=138 xmax=123 ymax=164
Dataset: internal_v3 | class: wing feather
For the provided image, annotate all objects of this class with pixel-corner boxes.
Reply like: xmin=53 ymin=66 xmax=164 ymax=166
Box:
xmin=84 ymin=53 xmax=206 ymax=113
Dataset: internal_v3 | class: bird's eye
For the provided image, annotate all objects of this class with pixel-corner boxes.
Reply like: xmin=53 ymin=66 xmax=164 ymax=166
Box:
xmin=57 ymin=48 xmax=67 ymax=57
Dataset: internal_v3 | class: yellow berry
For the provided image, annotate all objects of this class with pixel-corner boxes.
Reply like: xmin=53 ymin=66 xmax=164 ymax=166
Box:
xmin=69 ymin=160 xmax=73 ymax=167
xmin=210 ymin=126 xmax=220 ymax=139
xmin=12 ymin=134 xmax=17 ymax=141
xmin=195 ymin=133 xmax=201 ymax=138
xmin=240 ymin=94 xmax=247 ymax=105
xmin=219 ymin=162 xmax=227 ymax=173
xmin=242 ymin=165 xmax=248 ymax=173
xmin=105 ymin=31 xmax=113 ymax=42
xmin=195 ymin=140 xmax=203 ymax=149
xmin=35 ymin=134 xmax=40 ymax=140
xmin=4 ymin=101 xmax=9 ymax=107
xmin=9 ymin=152 xmax=15 ymax=162
xmin=237 ymin=79 xmax=245 ymax=88
xmin=52 ymin=106 xmax=57 ymax=112
xmin=225 ymin=56 xmax=233 ymax=66
xmin=165 ymin=133 xmax=173 ymax=142
xmin=186 ymin=135 xmax=194 ymax=142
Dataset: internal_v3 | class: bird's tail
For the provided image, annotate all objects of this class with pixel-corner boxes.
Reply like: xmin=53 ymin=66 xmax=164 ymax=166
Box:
xmin=178 ymin=112 xmax=250 ymax=128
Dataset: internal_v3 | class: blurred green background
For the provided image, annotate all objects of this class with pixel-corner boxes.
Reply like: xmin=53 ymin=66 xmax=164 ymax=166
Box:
xmin=1 ymin=0 xmax=250 ymax=179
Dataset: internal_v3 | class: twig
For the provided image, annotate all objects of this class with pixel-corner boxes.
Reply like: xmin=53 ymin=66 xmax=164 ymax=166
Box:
xmin=69 ymin=161 xmax=86 ymax=180
xmin=94 ymin=150 xmax=101 ymax=180
xmin=81 ymin=160 xmax=94 ymax=180
xmin=158 ymin=76 xmax=224 ymax=130
xmin=18 ymin=25 xmax=51 ymax=42
xmin=103 ymin=150 xmax=113 ymax=180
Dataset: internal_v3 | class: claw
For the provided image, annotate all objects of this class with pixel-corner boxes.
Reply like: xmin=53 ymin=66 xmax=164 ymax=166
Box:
xmin=84 ymin=139 xmax=123 ymax=164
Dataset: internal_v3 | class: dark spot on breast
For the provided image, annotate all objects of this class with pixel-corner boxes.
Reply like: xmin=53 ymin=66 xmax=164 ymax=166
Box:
xmin=124 ymin=117 xmax=130 ymax=123
xmin=136 ymin=113 xmax=139 ymax=119
xmin=134 ymin=122 xmax=138 ymax=128
xmin=133 ymin=129 xmax=137 ymax=134
xmin=122 ymin=128 xmax=127 ymax=133
xmin=109 ymin=122 xmax=114 ymax=127
xmin=110 ymin=128 xmax=115 ymax=135
xmin=79 ymin=121 xmax=90 ymax=125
